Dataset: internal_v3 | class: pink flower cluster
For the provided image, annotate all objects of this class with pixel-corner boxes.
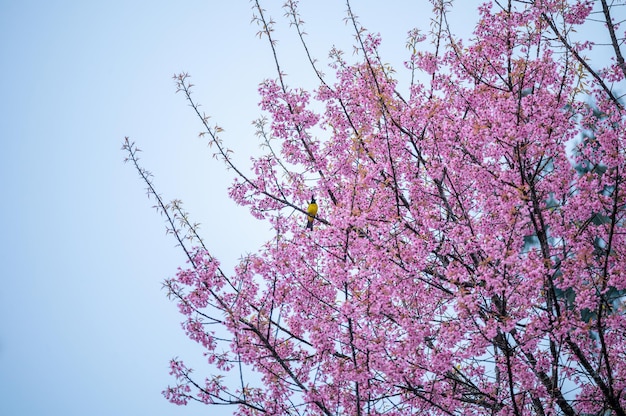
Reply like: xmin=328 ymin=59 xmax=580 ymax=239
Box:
xmin=160 ymin=1 xmax=626 ymax=414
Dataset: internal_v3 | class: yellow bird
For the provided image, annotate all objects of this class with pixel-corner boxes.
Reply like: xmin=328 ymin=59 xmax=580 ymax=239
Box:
xmin=306 ymin=196 xmax=318 ymax=230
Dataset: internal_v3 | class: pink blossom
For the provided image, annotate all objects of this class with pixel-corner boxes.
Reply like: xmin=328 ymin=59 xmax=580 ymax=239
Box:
xmin=127 ymin=1 xmax=626 ymax=414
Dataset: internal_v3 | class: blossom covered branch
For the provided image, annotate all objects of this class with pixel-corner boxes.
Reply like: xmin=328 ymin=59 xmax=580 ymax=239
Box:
xmin=126 ymin=0 xmax=626 ymax=414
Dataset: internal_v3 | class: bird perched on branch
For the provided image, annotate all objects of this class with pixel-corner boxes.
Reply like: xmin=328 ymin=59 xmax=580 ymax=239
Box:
xmin=306 ymin=196 xmax=318 ymax=230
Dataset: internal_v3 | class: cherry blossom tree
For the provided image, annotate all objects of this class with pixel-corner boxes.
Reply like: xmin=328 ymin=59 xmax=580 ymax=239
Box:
xmin=124 ymin=0 xmax=626 ymax=414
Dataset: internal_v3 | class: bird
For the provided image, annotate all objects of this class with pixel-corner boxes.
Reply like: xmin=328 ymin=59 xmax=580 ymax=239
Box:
xmin=305 ymin=196 xmax=318 ymax=230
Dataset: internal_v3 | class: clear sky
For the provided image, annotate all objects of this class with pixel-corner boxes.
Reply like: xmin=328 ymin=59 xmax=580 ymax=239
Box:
xmin=0 ymin=0 xmax=593 ymax=415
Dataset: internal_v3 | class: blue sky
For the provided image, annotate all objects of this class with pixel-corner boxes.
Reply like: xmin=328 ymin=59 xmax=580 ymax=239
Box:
xmin=0 ymin=1 xmax=495 ymax=415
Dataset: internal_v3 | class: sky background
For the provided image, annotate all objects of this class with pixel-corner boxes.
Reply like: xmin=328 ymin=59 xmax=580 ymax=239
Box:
xmin=0 ymin=1 xmax=614 ymax=415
